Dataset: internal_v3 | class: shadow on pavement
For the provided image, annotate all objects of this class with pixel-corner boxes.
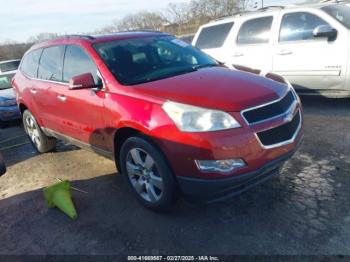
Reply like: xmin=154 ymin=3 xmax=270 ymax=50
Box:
xmin=1 ymin=142 xmax=349 ymax=255
xmin=300 ymin=95 xmax=350 ymax=117
xmin=0 ymin=122 xmax=79 ymax=167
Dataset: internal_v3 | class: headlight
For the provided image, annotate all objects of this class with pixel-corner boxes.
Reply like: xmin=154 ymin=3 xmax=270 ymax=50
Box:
xmin=162 ymin=101 xmax=241 ymax=132
xmin=0 ymin=99 xmax=16 ymax=106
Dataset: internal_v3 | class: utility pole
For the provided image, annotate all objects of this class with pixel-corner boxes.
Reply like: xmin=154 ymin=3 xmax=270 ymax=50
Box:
xmin=262 ymin=0 xmax=264 ymax=8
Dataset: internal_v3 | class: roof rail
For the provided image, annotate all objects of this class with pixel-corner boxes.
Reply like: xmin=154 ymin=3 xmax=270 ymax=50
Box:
xmin=257 ymin=5 xmax=286 ymax=11
xmin=63 ymin=34 xmax=95 ymax=40
xmin=212 ymin=5 xmax=286 ymax=22
xmin=320 ymin=0 xmax=350 ymax=3
xmin=112 ymin=29 xmax=166 ymax=34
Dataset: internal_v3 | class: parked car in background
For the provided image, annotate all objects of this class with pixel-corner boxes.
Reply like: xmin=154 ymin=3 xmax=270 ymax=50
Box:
xmin=0 ymin=59 xmax=21 ymax=75
xmin=0 ymin=153 xmax=6 ymax=176
xmin=192 ymin=2 xmax=350 ymax=98
xmin=13 ymin=32 xmax=303 ymax=210
xmin=0 ymin=60 xmax=21 ymax=128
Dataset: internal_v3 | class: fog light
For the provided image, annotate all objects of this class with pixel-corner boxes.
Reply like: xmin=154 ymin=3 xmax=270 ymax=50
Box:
xmin=195 ymin=159 xmax=246 ymax=174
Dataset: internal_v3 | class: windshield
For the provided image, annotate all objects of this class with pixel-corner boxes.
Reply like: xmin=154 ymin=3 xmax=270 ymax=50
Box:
xmin=0 ymin=60 xmax=20 ymax=73
xmin=94 ymin=36 xmax=218 ymax=85
xmin=322 ymin=4 xmax=350 ymax=29
xmin=0 ymin=74 xmax=15 ymax=90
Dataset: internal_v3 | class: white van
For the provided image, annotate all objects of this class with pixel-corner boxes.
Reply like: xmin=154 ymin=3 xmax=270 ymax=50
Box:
xmin=192 ymin=2 xmax=350 ymax=98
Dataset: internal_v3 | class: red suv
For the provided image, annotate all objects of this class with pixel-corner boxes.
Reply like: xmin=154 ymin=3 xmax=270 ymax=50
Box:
xmin=13 ymin=32 xmax=303 ymax=210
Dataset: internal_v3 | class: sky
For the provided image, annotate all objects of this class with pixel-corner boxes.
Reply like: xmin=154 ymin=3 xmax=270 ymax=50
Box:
xmin=1 ymin=0 xmax=309 ymax=43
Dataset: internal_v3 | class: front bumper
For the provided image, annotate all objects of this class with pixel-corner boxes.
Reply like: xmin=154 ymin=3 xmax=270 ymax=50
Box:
xmin=0 ymin=105 xmax=21 ymax=122
xmin=177 ymin=141 xmax=301 ymax=202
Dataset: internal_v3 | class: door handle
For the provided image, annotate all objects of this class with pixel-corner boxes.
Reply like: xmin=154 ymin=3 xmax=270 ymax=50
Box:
xmin=233 ymin=52 xmax=244 ymax=57
xmin=30 ymin=88 xmax=37 ymax=94
xmin=277 ymin=50 xmax=293 ymax=56
xmin=57 ymin=95 xmax=67 ymax=102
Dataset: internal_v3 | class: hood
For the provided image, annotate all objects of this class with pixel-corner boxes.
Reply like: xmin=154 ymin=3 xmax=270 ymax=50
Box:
xmin=0 ymin=88 xmax=16 ymax=100
xmin=133 ymin=67 xmax=289 ymax=112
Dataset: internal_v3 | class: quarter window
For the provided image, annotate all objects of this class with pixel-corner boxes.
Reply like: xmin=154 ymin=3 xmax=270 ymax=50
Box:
xmin=237 ymin=16 xmax=273 ymax=45
xmin=63 ymin=45 xmax=99 ymax=84
xmin=195 ymin=22 xmax=234 ymax=49
xmin=38 ymin=46 xmax=65 ymax=82
xmin=21 ymin=49 xmax=43 ymax=78
xmin=279 ymin=12 xmax=330 ymax=42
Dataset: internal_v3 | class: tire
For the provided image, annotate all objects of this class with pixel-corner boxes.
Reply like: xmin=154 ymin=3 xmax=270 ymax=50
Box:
xmin=119 ymin=136 xmax=178 ymax=211
xmin=22 ymin=110 xmax=56 ymax=153
xmin=0 ymin=120 xmax=5 ymax=129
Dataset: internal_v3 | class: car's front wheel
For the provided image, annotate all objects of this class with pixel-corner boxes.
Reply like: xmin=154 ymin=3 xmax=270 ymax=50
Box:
xmin=119 ymin=136 xmax=178 ymax=211
xmin=22 ymin=110 xmax=56 ymax=153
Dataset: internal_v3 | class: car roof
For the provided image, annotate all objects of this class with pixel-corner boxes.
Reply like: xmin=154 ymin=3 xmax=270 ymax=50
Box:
xmin=28 ymin=31 xmax=171 ymax=52
xmin=204 ymin=1 xmax=349 ymax=25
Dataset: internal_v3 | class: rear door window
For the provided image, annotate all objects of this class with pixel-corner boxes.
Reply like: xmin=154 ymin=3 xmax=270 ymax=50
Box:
xmin=21 ymin=49 xmax=43 ymax=78
xmin=237 ymin=16 xmax=273 ymax=45
xmin=63 ymin=45 xmax=99 ymax=84
xmin=279 ymin=12 xmax=330 ymax=42
xmin=195 ymin=22 xmax=234 ymax=49
xmin=38 ymin=45 xmax=65 ymax=82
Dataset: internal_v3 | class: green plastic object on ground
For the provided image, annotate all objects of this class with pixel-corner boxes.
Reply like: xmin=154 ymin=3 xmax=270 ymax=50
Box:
xmin=43 ymin=180 xmax=78 ymax=220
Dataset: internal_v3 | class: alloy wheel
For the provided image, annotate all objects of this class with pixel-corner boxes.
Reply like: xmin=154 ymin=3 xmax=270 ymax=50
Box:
xmin=25 ymin=115 xmax=41 ymax=149
xmin=126 ymin=148 xmax=163 ymax=203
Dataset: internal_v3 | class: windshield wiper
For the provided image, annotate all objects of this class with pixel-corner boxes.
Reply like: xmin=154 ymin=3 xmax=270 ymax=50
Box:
xmin=191 ymin=63 xmax=218 ymax=71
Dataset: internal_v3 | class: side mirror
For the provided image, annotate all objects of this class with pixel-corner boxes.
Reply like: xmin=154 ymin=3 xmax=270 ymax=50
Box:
xmin=69 ymin=73 xmax=97 ymax=90
xmin=313 ymin=25 xmax=337 ymax=41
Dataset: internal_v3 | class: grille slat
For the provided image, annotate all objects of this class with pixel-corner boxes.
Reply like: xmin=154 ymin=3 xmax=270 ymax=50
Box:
xmin=243 ymin=91 xmax=295 ymax=125
xmin=257 ymin=112 xmax=301 ymax=147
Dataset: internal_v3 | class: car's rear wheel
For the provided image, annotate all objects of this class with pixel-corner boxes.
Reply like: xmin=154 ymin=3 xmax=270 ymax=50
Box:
xmin=22 ymin=110 xmax=56 ymax=153
xmin=119 ymin=136 xmax=178 ymax=211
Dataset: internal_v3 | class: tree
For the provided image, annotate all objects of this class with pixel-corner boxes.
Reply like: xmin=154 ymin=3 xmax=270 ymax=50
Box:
xmin=27 ymin=33 xmax=61 ymax=43
xmin=109 ymin=11 xmax=167 ymax=32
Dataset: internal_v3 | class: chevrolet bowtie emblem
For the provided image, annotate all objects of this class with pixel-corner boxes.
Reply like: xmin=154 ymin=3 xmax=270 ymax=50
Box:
xmin=284 ymin=102 xmax=298 ymax=123
xmin=285 ymin=112 xmax=294 ymax=122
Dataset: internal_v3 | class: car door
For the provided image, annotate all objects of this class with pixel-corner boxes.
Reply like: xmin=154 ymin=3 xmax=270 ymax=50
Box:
xmin=18 ymin=48 xmax=44 ymax=122
xmin=272 ymin=10 xmax=348 ymax=92
xmin=58 ymin=45 xmax=107 ymax=150
xmin=36 ymin=45 xmax=67 ymax=132
xmin=230 ymin=15 xmax=275 ymax=72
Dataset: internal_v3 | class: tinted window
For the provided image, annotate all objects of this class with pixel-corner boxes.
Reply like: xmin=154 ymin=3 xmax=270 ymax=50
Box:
xmin=0 ymin=73 xmax=15 ymax=90
xmin=195 ymin=22 xmax=234 ymax=49
xmin=38 ymin=46 xmax=65 ymax=82
xmin=280 ymin=12 xmax=329 ymax=42
xmin=21 ymin=49 xmax=42 ymax=78
xmin=0 ymin=60 xmax=20 ymax=73
xmin=63 ymin=45 xmax=99 ymax=84
xmin=94 ymin=36 xmax=217 ymax=85
xmin=237 ymin=16 xmax=273 ymax=45
xmin=322 ymin=4 xmax=350 ymax=29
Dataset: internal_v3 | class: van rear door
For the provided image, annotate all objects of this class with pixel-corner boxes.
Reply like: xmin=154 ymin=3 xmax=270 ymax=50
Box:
xmin=229 ymin=14 xmax=276 ymax=72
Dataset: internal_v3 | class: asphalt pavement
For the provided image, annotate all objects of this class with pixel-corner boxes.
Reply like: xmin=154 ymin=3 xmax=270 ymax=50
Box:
xmin=0 ymin=96 xmax=349 ymax=255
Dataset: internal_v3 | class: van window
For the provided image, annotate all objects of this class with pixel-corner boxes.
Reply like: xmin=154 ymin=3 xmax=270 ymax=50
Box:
xmin=38 ymin=46 xmax=65 ymax=82
xmin=21 ymin=49 xmax=42 ymax=78
xmin=195 ymin=22 xmax=234 ymax=49
xmin=237 ymin=16 xmax=273 ymax=45
xmin=63 ymin=45 xmax=99 ymax=84
xmin=0 ymin=60 xmax=20 ymax=73
xmin=279 ymin=12 xmax=329 ymax=42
